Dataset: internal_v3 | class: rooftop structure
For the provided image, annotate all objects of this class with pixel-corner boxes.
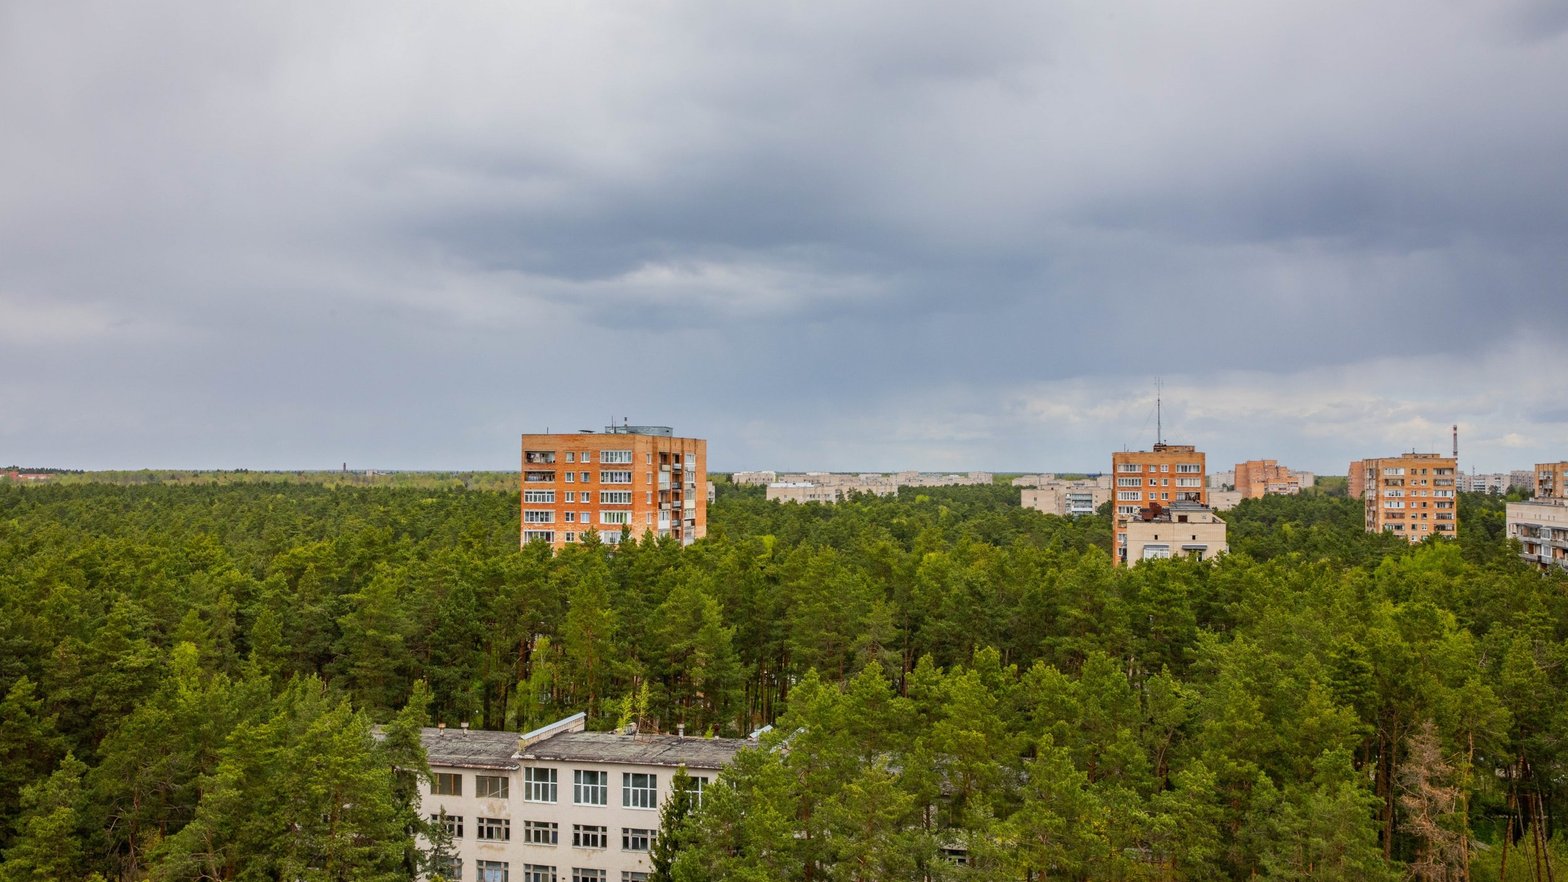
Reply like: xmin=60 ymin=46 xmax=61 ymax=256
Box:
xmin=1121 ymin=500 xmax=1228 ymax=566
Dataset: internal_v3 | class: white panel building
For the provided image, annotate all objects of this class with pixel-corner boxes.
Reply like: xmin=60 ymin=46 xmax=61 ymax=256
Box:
xmin=419 ymin=715 xmax=749 ymax=882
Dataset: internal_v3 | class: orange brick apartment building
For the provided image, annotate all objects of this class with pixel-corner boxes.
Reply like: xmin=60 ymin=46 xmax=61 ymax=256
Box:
xmin=1112 ymin=443 xmax=1207 ymax=566
xmin=1234 ymin=459 xmax=1301 ymax=499
xmin=1354 ymin=453 xmax=1458 ymax=541
xmin=521 ymin=425 xmax=707 ymax=551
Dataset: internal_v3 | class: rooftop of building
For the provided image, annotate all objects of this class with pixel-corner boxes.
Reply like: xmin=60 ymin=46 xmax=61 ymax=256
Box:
xmin=521 ymin=731 xmax=748 ymax=770
xmin=419 ymin=719 xmax=750 ymax=772
xmin=422 ymin=726 xmax=525 ymax=770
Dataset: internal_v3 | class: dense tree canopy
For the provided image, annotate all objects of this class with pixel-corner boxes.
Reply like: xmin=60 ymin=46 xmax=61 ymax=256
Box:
xmin=0 ymin=479 xmax=1564 ymax=879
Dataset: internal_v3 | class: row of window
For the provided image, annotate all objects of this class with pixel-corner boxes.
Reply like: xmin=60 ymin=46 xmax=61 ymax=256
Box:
xmin=526 ymin=491 xmax=652 ymax=505
xmin=525 ymin=510 xmax=635 ymax=525
xmin=443 ymin=859 xmax=649 ymax=882
xmin=431 ymin=771 xmax=705 ymax=808
xmin=1115 ymin=463 xmax=1202 ymax=474
xmin=429 ymin=816 xmax=654 ymax=850
xmin=1116 ymin=491 xmax=1185 ymax=502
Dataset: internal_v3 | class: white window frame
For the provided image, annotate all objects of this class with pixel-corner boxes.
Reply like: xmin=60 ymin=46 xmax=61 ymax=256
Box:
xmin=524 ymin=490 xmax=556 ymax=504
xmin=574 ymin=770 xmax=608 ymax=806
xmin=523 ymin=820 xmax=558 ymax=845
xmin=601 ymin=450 xmax=634 ymax=464
xmin=476 ymin=775 xmax=509 ymax=799
xmin=600 ymin=471 xmax=632 ymax=484
xmin=600 ymin=491 xmax=633 ymax=505
xmin=525 ymin=768 xmax=558 ymax=803
xmin=623 ymin=773 xmax=657 ymax=809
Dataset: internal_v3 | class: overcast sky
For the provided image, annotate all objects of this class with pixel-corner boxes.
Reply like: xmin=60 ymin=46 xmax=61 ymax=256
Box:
xmin=3 ymin=1 xmax=1566 ymax=474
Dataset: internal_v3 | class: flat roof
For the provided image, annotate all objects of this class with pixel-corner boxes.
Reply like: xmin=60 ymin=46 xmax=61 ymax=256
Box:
xmin=420 ymin=726 xmax=750 ymax=771
xmin=523 ymin=731 xmax=749 ymax=770
xmin=422 ymin=728 xmax=524 ymax=770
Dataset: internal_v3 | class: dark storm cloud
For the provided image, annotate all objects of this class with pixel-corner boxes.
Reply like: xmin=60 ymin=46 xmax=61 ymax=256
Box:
xmin=2 ymin=0 xmax=1566 ymax=470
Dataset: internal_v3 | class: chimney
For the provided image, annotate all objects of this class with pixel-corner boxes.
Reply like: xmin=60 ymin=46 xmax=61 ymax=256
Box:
xmin=460 ymin=721 xmax=469 ymax=737
xmin=677 ymin=723 xmax=685 ymax=739
xmin=437 ymin=722 xmax=446 ymax=737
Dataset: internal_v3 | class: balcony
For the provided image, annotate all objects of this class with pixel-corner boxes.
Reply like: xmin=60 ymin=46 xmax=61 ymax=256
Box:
xmin=524 ymin=451 xmax=557 ymax=464
xmin=524 ymin=471 xmax=556 ymax=483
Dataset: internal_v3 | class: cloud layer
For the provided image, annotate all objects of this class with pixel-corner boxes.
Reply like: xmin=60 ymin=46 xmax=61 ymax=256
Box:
xmin=3 ymin=1 xmax=1565 ymax=472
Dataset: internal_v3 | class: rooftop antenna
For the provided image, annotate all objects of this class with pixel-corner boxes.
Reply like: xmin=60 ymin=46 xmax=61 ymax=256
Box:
xmin=1155 ymin=378 xmax=1164 ymax=445
xmin=1452 ymin=424 xmax=1458 ymax=460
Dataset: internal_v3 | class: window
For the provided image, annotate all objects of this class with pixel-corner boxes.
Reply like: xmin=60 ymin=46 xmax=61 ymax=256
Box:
xmin=1176 ymin=478 xmax=1200 ymax=488
xmin=565 ymin=472 xmax=574 ymax=483
xmin=525 ymin=768 xmax=557 ymax=803
xmin=1160 ymin=464 xmax=1170 ymax=472
xmin=1116 ymin=477 xmax=1141 ymax=487
xmin=601 ymin=471 xmax=632 ymax=484
xmin=525 ymin=471 xmax=555 ymax=483
xmin=565 ymin=512 xmax=576 ymax=523
xmin=600 ymin=491 xmax=632 ymax=505
xmin=433 ymin=773 xmax=462 ymax=796
xmin=1116 ymin=505 xmax=1137 ymax=515
xmin=477 ymin=817 xmax=511 ymax=842
xmin=1118 ymin=463 xmax=1141 ymax=473
xmin=623 ymin=773 xmax=657 ymax=809
xmin=582 ymin=511 xmax=590 ymax=524
xmin=524 ymin=490 xmax=556 ymax=504
xmin=524 ymin=510 xmax=555 ymax=524
xmin=565 ymin=491 xmax=576 ymax=502
xmin=477 ymin=861 xmax=509 ymax=882
xmin=573 ymin=824 xmax=608 ymax=848
xmin=523 ymin=821 xmax=558 ymax=845
xmin=476 ymin=775 xmax=509 ymax=799
xmin=622 ymin=828 xmax=654 ymax=851
xmin=1117 ymin=491 xmax=1140 ymax=501
xmin=434 ymin=855 xmax=463 ymax=880
xmin=564 ymin=532 xmax=577 ymax=543
xmin=522 ymin=866 xmax=556 ymax=882
xmin=622 ymin=874 xmax=649 ymax=882
xmin=1147 ymin=465 xmax=1158 ymax=473
xmin=573 ymin=871 xmax=606 ymax=882
xmin=1176 ymin=464 xmax=1201 ymax=473
xmin=525 ymin=450 xmax=557 ymax=464
xmin=575 ymin=770 xmax=607 ymax=805
xmin=601 ymin=511 xmax=631 ymax=526
xmin=566 ymin=452 xmax=575 ymax=463
xmin=431 ymin=812 xmax=463 ymax=839
xmin=683 ymin=775 xmax=709 ymax=805
xmin=580 ymin=472 xmax=590 ymax=482
xmin=685 ymin=454 xmax=695 ymax=468
xmin=601 ymin=450 xmax=633 ymax=464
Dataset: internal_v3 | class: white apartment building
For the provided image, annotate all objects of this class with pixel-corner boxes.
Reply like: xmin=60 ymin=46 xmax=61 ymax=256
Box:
xmin=419 ymin=714 xmax=749 ymax=882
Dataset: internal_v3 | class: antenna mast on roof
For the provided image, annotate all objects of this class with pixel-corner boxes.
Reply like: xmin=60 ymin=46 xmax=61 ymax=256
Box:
xmin=1156 ymin=378 xmax=1163 ymax=445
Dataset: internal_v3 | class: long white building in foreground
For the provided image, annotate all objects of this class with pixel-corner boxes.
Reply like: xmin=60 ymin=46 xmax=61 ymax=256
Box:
xmin=419 ymin=714 xmax=749 ymax=882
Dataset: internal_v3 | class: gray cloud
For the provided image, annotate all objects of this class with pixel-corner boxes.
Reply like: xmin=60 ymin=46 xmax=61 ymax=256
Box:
xmin=2 ymin=0 xmax=1566 ymax=471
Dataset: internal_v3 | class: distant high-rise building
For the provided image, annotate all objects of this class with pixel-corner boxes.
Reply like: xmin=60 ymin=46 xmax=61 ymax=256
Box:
xmin=1111 ymin=443 xmax=1207 ymax=566
xmin=1347 ymin=460 xmax=1366 ymax=502
xmin=1535 ymin=462 xmax=1568 ymax=500
xmin=521 ymin=424 xmax=707 ymax=550
xmin=1234 ymin=459 xmax=1303 ymax=499
xmin=1354 ymin=453 xmax=1458 ymax=541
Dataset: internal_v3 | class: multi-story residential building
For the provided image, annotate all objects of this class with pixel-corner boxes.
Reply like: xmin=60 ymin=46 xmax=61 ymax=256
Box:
xmin=521 ymin=425 xmax=707 ymax=551
xmin=419 ymin=714 xmax=748 ymax=882
xmin=1535 ymin=462 xmax=1568 ymax=499
xmin=1456 ymin=472 xmax=1510 ymax=494
xmin=1510 ymin=470 xmax=1537 ymax=492
xmin=1121 ymin=500 xmax=1228 ymax=565
xmin=1233 ymin=460 xmax=1304 ymax=499
xmin=730 ymin=470 xmax=776 ymax=486
xmin=1354 ymin=453 xmax=1458 ymax=542
xmin=1207 ymin=470 xmax=1236 ymax=491
xmin=1347 ymin=460 xmax=1366 ymax=502
xmin=1111 ymin=443 xmax=1207 ymax=567
xmin=1021 ymin=476 xmax=1112 ymax=517
xmin=1507 ymin=496 xmax=1568 ymax=573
